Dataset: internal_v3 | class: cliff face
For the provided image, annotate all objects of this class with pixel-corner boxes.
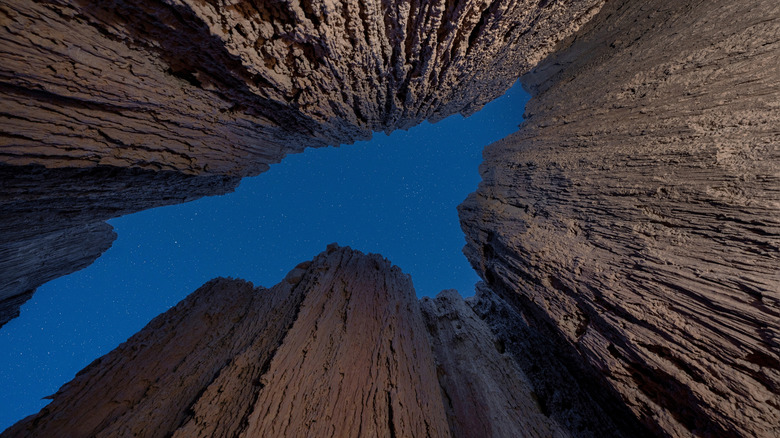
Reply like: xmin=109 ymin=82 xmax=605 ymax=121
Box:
xmin=0 ymin=0 xmax=603 ymax=326
xmin=2 ymin=246 xmax=451 ymax=438
xmin=459 ymin=0 xmax=780 ymax=436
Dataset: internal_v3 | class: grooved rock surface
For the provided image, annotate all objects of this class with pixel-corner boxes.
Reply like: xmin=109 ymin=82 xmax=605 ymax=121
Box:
xmin=468 ymin=283 xmax=653 ymax=437
xmin=2 ymin=245 xmax=450 ymax=438
xmin=459 ymin=0 xmax=780 ymax=436
xmin=0 ymin=0 xmax=604 ymax=327
xmin=0 ymin=221 xmax=115 ymax=328
xmin=1 ymin=0 xmax=603 ymax=175
xmin=420 ymin=288 xmax=570 ymax=438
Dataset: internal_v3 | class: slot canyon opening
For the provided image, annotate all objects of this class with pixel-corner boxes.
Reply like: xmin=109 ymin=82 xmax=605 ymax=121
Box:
xmin=0 ymin=83 xmax=530 ymax=430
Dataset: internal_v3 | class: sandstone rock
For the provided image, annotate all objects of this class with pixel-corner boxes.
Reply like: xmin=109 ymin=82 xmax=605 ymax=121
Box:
xmin=0 ymin=0 xmax=604 ymax=326
xmin=459 ymin=1 xmax=780 ymax=436
xmin=2 ymin=246 xmax=450 ymax=438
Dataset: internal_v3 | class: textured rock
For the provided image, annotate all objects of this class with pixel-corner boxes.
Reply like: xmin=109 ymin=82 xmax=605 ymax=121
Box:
xmin=0 ymin=221 xmax=115 ymax=328
xmin=0 ymin=0 xmax=604 ymax=326
xmin=0 ymin=0 xmax=604 ymax=174
xmin=2 ymin=245 xmax=450 ymax=438
xmin=460 ymin=0 xmax=780 ymax=436
xmin=467 ymin=283 xmax=653 ymax=437
xmin=0 ymin=164 xmax=239 ymax=327
xmin=421 ymin=288 xmax=571 ymax=438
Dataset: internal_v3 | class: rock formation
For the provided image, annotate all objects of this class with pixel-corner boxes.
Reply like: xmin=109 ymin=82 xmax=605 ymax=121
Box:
xmin=459 ymin=0 xmax=780 ymax=436
xmin=2 ymin=0 xmax=779 ymax=436
xmin=5 ymin=246 xmax=656 ymax=437
xmin=2 ymin=246 xmax=453 ymax=438
xmin=0 ymin=0 xmax=603 ymax=325
xmin=421 ymin=289 xmax=572 ymax=437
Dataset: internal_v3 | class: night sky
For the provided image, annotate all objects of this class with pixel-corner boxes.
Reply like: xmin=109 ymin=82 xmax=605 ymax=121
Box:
xmin=0 ymin=82 xmax=529 ymax=430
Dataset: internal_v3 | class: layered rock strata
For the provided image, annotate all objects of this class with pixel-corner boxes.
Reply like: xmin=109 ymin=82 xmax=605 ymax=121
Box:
xmin=0 ymin=0 xmax=604 ymax=324
xmin=460 ymin=0 xmax=780 ymax=436
xmin=2 ymin=246 xmax=452 ymax=438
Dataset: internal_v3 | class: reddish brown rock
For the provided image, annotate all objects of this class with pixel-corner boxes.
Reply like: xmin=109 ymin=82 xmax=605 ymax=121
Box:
xmin=459 ymin=0 xmax=780 ymax=436
xmin=2 ymin=245 xmax=450 ymax=438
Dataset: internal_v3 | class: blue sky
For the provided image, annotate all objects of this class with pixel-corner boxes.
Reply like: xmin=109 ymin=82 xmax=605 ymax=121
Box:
xmin=0 ymin=82 xmax=529 ymax=430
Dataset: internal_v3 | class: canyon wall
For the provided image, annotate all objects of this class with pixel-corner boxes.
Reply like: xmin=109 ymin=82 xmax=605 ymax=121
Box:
xmin=2 ymin=0 xmax=778 ymax=436
xmin=0 ymin=0 xmax=604 ymax=326
xmin=459 ymin=0 xmax=780 ymax=436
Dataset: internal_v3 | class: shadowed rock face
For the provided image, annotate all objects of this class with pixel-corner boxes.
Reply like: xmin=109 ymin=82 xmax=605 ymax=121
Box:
xmin=0 ymin=0 xmax=604 ymax=325
xmin=459 ymin=0 xmax=780 ymax=436
xmin=1 ymin=246 xmax=452 ymax=438
xmin=0 ymin=164 xmax=238 ymax=327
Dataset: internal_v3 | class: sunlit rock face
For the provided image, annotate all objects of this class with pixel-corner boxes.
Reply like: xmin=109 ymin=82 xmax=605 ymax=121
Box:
xmin=0 ymin=0 xmax=604 ymax=326
xmin=459 ymin=0 xmax=780 ymax=436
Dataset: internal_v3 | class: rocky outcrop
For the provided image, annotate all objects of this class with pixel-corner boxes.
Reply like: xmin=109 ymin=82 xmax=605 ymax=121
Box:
xmin=1 ymin=0 xmax=604 ymax=174
xmin=2 ymin=245 xmax=451 ymax=438
xmin=459 ymin=0 xmax=780 ymax=436
xmin=0 ymin=0 xmax=604 ymax=326
xmin=5 ymin=245 xmax=657 ymax=437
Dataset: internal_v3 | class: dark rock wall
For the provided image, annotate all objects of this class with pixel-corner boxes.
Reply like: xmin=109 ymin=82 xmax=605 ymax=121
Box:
xmin=459 ymin=0 xmax=780 ymax=436
xmin=0 ymin=164 xmax=238 ymax=327
xmin=0 ymin=222 xmax=115 ymax=328
xmin=467 ymin=283 xmax=653 ymax=438
xmin=2 ymin=246 xmax=451 ymax=438
xmin=0 ymin=0 xmax=604 ymax=326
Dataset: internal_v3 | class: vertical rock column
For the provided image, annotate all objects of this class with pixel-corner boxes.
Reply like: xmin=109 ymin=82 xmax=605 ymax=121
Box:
xmin=421 ymin=289 xmax=571 ymax=438
xmin=2 ymin=245 xmax=450 ymax=438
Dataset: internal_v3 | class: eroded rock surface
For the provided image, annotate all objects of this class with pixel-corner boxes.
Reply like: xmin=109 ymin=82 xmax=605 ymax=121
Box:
xmin=421 ymin=288 xmax=572 ymax=438
xmin=0 ymin=0 xmax=604 ymax=326
xmin=2 ymin=245 xmax=450 ymax=438
xmin=1 ymin=0 xmax=603 ymax=174
xmin=460 ymin=1 xmax=780 ymax=436
xmin=0 ymin=221 xmax=115 ymax=328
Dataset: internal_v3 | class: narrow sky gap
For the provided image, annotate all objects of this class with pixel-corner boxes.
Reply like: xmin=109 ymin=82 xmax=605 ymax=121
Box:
xmin=0 ymin=82 xmax=530 ymax=429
